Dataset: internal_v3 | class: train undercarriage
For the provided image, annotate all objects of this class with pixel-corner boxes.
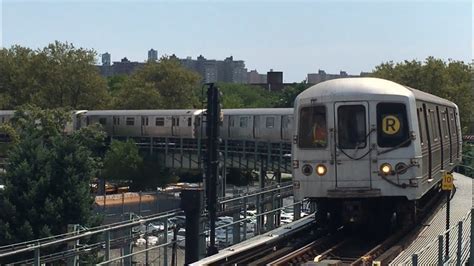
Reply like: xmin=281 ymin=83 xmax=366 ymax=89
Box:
xmin=312 ymin=182 xmax=443 ymax=233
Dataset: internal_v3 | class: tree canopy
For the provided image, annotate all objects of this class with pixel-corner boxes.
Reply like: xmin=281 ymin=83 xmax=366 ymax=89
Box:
xmin=0 ymin=41 xmax=109 ymax=110
xmin=110 ymin=58 xmax=201 ymax=109
xmin=217 ymin=83 xmax=277 ymax=108
xmin=371 ymin=57 xmax=473 ymax=132
xmin=0 ymin=106 xmax=104 ymax=245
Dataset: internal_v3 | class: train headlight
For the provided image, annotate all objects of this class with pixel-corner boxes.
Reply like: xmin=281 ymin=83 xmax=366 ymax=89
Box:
xmin=302 ymin=164 xmax=313 ymax=176
xmin=380 ymin=163 xmax=392 ymax=175
xmin=316 ymin=164 xmax=327 ymax=176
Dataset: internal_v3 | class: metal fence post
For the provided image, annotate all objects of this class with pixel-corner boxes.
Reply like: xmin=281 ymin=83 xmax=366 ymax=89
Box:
xmin=470 ymin=208 xmax=474 ymax=266
xmin=105 ymin=230 xmax=110 ymax=263
xmin=139 ymin=191 xmax=142 ymax=215
xmin=458 ymin=220 xmax=463 ymax=266
xmin=34 ymin=246 xmax=40 ymax=266
xmin=412 ymin=253 xmax=418 ymax=266
xmin=163 ymin=217 xmax=168 ymax=266
xmin=438 ymin=234 xmax=444 ymax=266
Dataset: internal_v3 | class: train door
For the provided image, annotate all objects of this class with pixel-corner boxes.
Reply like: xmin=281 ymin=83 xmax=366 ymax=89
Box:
xmin=172 ymin=116 xmax=180 ymax=136
xmin=334 ymin=102 xmax=371 ymax=188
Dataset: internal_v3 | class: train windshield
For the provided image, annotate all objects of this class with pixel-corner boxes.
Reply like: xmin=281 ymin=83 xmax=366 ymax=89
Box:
xmin=337 ymin=105 xmax=366 ymax=149
xmin=377 ymin=103 xmax=410 ymax=147
xmin=298 ymin=106 xmax=327 ymax=148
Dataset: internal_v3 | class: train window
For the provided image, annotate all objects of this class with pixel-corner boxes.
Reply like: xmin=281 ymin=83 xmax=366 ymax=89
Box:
xmin=126 ymin=117 xmax=135 ymax=126
xmin=430 ymin=110 xmax=439 ymax=141
xmin=450 ymin=112 xmax=457 ymax=137
xmin=172 ymin=117 xmax=180 ymax=127
xmin=188 ymin=117 xmax=192 ymax=127
xmin=240 ymin=117 xmax=249 ymax=128
xmin=142 ymin=117 xmax=149 ymax=126
xmin=99 ymin=118 xmax=107 ymax=125
xmin=376 ymin=103 xmax=410 ymax=148
xmin=442 ymin=112 xmax=449 ymax=139
xmin=338 ymin=105 xmax=366 ymax=149
xmin=195 ymin=116 xmax=201 ymax=126
xmin=266 ymin=117 xmax=275 ymax=128
xmin=113 ymin=117 xmax=120 ymax=125
xmin=298 ymin=106 xmax=327 ymax=148
xmin=155 ymin=117 xmax=165 ymax=126
xmin=417 ymin=109 xmax=424 ymax=145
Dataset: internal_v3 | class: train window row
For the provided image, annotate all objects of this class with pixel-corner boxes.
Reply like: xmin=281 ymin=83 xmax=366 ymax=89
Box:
xmin=417 ymin=105 xmax=458 ymax=147
xmin=95 ymin=116 xmax=193 ymax=127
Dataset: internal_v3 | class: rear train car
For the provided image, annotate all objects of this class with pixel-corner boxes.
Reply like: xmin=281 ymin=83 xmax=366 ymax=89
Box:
xmin=80 ymin=110 xmax=204 ymax=138
xmin=292 ymin=77 xmax=461 ymax=226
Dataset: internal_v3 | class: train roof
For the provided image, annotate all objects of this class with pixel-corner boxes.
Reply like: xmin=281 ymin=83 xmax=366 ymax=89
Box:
xmin=83 ymin=109 xmax=204 ymax=116
xmin=223 ymin=108 xmax=293 ymax=115
xmin=0 ymin=110 xmax=14 ymax=115
xmin=297 ymin=77 xmax=456 ymax=107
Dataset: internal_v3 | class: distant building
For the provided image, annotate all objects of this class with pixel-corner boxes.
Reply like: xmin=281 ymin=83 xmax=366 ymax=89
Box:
xmin=97 ymin=56 xmax=144 ymax=77
xmin=249 ymin=70 xmax=287 ymax=92
xmin=97 ymin=51 xmax=250 ymax=84
xmin=307 ymin=69 xmax=367 ymax=84
xmin=247 ymin=70 xmax=267 ymax=84
xmin=148 ymin=49 xmax=158 ymax=62
xmin=102 ymin=53 xmax=111 ymax=66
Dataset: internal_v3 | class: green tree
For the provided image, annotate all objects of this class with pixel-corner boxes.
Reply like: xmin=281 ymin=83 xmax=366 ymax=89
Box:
xmin=0 ymin=106 xmax=103 ymax=245
xmin=217 ymin=83 xmax=277 ymax=108
xmin=273 ymin=82 xmax=311 ymax=107
xmin=102 ymin=140 xmax=143 ymax=182
xmin=111 ymin=57 xmax=201 ymax=109
xmin=372 ymin=57 xmax=473 ymax=132
xmin=0 ymin=41 xmax=110 ymax=110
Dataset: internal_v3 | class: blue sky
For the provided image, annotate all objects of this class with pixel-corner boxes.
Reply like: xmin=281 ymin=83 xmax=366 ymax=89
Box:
xmin=1 ymin=0 xmax=472 ymax=82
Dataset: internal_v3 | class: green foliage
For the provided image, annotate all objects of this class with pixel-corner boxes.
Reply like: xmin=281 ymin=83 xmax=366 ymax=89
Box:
xmin=111 ymin=57 xmax=201 ymax=109
xmin=273 ymin=82 xmax=311 ymax=107
xmin=0 ymin=106 xmax=103 ymax=245
xmin=0 ymin=41 xmax=109 ymax=110
xmin=102 ymin=139 xmax=143 ymax=181
xmin=372 ymin=57 xmax=473 ymax=133
xmin=460 ymin=143 xmax=474 ymax=177
xmin=217 ymin=83 xmax=277 ymax=108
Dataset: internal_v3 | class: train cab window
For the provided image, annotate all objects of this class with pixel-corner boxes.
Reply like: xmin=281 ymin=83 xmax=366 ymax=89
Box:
xmin=126 ymin=117 xmax=135 ymax=126
xmin=195 ymin=116 xmax=201 ymax=127
xmin=155 ymin=117 xmax=165 ymax=126
xmin=99 ymin=118 xmax=107 ymax=125
xmin=338 ymin=105 xmax=366 ymax=149
xmin=376 ymin=103 xmax=410 ymax=148
xmin=187 ymin=117 xmax=192 ymax=127
xmin=266 ymin=117 xmax=275 ymax=128
xmin=298 ymin=106 xmax=327 ymax=148
xmin=240 ymin=117 xmax=249 ymax=128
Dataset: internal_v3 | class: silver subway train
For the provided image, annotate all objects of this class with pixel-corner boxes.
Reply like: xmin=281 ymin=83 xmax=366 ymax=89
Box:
xmin=292 ymin=77 xmax=462 ymax=227
xmin=0 ymin=109 xmax=293 ymax=143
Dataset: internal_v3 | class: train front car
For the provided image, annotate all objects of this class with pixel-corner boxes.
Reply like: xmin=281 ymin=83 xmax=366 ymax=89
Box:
xmin=292 ymin=77 xmax=450 ymax=229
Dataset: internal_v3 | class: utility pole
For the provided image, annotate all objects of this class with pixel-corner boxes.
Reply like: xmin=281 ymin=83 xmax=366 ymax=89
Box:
xmin=206 ymin=83 xmax=221 ymax=256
